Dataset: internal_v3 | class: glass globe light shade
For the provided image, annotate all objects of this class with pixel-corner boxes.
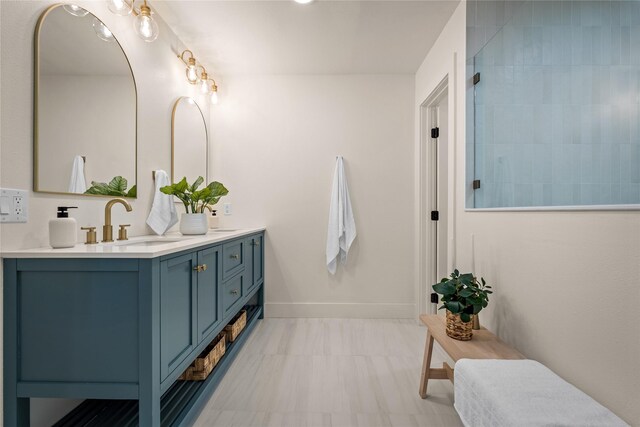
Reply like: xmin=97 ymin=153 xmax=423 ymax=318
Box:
xmin=134 ymin=6 xmax=158 ymax=42
xmin=93 ymin=18 xmax=114 ymax=42
xmin=63 ymin=4 xmax=89 ymax=17
xmin=107 ymin=0 xmax=132 ymax=16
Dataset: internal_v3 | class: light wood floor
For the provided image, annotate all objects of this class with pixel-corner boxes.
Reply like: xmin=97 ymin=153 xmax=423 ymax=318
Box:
xmin=193 ymin=318 xmax=463 ymax=427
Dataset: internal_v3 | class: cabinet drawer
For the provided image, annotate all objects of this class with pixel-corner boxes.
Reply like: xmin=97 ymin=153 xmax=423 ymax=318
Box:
xmin=222 ymin=274 xmax=243 ymax=316
xmin=222 ymin=240 xmax=244 ymax=279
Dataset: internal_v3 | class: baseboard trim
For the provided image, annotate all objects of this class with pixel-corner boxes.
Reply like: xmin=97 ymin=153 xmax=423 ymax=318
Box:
xmin=265 ymin=302 xmax=415 ymax=319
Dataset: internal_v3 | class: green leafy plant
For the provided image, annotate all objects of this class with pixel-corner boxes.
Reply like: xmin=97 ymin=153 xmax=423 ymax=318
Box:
xmin=84 ymin=176 xmax=137 ymax=197
xmin=432 ymin=269 xmax=492 ymax=323
xmin=160 ymin=176 xmax=229 ymax=214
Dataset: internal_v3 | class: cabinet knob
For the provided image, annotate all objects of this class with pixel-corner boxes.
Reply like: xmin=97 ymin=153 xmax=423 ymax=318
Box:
xmin=81 ymin=227 xmax=97 ymax=245
xmin=230 ymin=254 xmax=239 ymax=260
xmin=230 ymin=289 xmax=239 ymax=295
xmin=251 ymin=240 xmax=260 ymax=247
xmin=193 ymin=264 xmax=207 ymax=272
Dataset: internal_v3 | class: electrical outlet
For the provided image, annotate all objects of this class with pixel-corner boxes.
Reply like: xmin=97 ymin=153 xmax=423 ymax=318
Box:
xmin=0 ymin=188 xmax=28 ymax=223
xmin=223 ymin=203 xmax=232 ymax=216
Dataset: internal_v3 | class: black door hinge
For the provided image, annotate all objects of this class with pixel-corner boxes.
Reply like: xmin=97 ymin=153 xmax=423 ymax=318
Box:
xmin=473 ymin=179 xmax=481 ymax=190
xmin=430 ymin=293 xmax=439 ymax=304
xmin=473 ymin=72 xmax=481 ymax=85
xmin=431 ymin=127 xmax=439 ymax=139
xmin=431 ymin=211 xmax=439 ymax=221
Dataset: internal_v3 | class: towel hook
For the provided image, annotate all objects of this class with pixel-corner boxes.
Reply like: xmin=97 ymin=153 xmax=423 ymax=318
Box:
xmin=81 ymin=156 xmax=86 ymax=163
xmin=152 ymin=171 xmax=156 ymax=180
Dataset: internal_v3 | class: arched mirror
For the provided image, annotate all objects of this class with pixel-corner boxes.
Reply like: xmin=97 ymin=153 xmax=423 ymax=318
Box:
xmin=172 ymin=97 xmax=208 ymax=183
xmin=34 ymin=4 xmax=137 ymax=197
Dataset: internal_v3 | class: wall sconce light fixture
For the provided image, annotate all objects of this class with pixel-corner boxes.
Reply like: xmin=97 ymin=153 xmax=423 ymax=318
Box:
xmin=198 ymin=66 xmax=210 ymax=94
xmin=177 ymin=50 xmax=220 ymax=104
xmin=107 ymin=0 xmax=159 ymax=42
xmin=179 ymin=50 xmax=199 ymax=84
xmin=209 ymin=80 xmax=219 ymax=105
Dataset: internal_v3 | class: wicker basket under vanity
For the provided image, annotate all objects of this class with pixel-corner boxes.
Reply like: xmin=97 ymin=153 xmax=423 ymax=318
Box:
xmin=179 ymin=333 xmax=226 ymax=381
xmin=224 ymin=310 xmax=247 ymax=342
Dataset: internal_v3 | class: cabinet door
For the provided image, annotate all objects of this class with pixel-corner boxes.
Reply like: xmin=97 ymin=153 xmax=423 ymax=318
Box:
xmin=251 ymin=234 xmax=264 ymax=287
xmin=160 ymin=253 xmax=198 ymax=381
xmin=197 ymin=246 xmax=221 ymax=343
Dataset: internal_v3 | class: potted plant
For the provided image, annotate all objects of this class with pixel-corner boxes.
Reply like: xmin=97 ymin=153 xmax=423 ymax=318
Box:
xmin=160 ymin=176 xmax=229 ymax=235
xmin=432 ymin=269 xmax=492 ymax=341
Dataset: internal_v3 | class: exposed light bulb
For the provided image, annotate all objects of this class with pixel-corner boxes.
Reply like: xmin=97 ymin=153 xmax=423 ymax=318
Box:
xmin=93 ymin=18 xmax=114 ymax=42
xmin=294 ymin=0 xmax=315 ymax=4
xmin=134 ymin=5 xmax=158 ymax=42
xmin=210 ymin=90 xmax=218 ymax=105
xmin=200 ymin=79 xmax=210 ymax=94
xmin=63 ymin=4 xmax=89 ymax=17
xmin=107 ymin=0 xmax=132 ymax=16
xmin=186 ymin=61 xmax=198 ymax=84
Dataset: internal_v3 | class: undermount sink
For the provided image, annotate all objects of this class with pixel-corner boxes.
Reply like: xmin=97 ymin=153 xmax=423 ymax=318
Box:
xmin=118 ymin=239 xmax=186 ymax=247
xmin=106 ymin=236 xmax=194 ymax=247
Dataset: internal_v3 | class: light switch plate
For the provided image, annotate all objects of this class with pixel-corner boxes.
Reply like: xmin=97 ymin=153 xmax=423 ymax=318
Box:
xmin=0 ymin=188 xmax=28 ymax=223
xmin=223 ymin=203 xmax=232 ymax=216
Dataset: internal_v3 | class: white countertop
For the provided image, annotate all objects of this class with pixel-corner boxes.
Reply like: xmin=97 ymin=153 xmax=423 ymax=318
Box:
xmin=1 ymin=228 xmax=266 ymax=259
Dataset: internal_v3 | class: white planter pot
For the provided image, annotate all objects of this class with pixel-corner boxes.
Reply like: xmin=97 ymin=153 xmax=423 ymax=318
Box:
xmin=180 ymin=213 xmax=208 ymax=235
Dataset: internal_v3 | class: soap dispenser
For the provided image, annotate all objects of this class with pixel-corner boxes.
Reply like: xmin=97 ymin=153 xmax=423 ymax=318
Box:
xmin=49 ymin=206 xmax=78 ymax=249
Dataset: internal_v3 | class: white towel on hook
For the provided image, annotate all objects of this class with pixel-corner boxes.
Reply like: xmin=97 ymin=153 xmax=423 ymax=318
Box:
xmin=146 ymin=170 xmax=178 ymax=235
xmin=67 ymin=155 xmax=87 ymax=193
xmin=326 ymin=156 xmax=357 ymax=274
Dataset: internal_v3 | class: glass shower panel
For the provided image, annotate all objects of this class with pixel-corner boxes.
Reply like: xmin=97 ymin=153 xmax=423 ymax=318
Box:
xmin=471 ymin=1 xmax=640 ymax=208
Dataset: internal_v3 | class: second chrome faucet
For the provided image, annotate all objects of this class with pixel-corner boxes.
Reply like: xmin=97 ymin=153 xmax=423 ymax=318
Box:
xmin=102 ymin=198 xmax=132 ymax=242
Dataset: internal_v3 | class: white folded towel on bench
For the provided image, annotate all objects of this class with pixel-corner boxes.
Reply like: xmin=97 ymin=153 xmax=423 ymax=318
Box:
xmin=454 ymin=359 xmax=628 ymax=427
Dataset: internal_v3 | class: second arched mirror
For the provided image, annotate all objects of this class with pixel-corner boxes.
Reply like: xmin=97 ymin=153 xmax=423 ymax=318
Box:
xmin=172 ymin=97 xmax=208 ymax=183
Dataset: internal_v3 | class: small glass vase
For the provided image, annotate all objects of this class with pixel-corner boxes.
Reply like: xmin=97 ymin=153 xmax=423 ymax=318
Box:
xmin=179 ymin=213 xmax=208 ymax=235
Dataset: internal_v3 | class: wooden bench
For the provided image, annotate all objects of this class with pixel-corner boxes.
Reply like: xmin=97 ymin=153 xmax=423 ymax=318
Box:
xmin=419 ymin=314 xmax=524 ymax=398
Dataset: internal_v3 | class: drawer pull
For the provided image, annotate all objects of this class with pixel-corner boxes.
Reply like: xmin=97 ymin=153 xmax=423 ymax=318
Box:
xmin=193 ymin=264 xmax=208 ymax=272
xmin=230 ymin=254 xmax=239 ymax=260
xmin=230 ymin=289 xmax=239 ymax=295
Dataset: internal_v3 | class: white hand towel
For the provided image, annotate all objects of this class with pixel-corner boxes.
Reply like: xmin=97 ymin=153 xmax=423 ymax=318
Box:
xmin=67 ymin=155 xmax=87 ymax=193
xmin=326 ymin=156 xmax=357 ymax=274
xmin=146 ymin=170 xmax=178 ymax=235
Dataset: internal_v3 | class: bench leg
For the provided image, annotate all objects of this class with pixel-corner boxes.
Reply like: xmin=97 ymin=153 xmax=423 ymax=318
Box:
xmin=419 ymin=330 xmax=434 ymax=398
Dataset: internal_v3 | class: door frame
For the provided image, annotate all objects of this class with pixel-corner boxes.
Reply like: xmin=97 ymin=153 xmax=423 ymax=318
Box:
xmin=416 ymin=74 xmax=456 ymax=317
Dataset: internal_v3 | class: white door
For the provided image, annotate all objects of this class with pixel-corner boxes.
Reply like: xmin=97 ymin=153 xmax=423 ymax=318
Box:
xmin=428 ymin=90 xmax=448 ymax=310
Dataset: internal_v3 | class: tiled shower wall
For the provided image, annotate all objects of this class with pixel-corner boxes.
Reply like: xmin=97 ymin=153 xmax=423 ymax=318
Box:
xmin=468 ymin=1 xmax=640 ymax=208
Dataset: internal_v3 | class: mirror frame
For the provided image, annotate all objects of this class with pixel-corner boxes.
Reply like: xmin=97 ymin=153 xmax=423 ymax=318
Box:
xmin=33 ymin=3 xmax=138 ymax=198
xmin=171 ymin=96 xmax=208 ymax=184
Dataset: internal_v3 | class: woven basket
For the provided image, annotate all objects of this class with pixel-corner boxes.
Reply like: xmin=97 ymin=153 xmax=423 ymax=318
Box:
xmin=445 ymin=310 xmax=473 ymax=341
xmin=179 ymin=333 xmax=226 ymax=381
xmin=224 ymin=310 xmax=247 ymax=343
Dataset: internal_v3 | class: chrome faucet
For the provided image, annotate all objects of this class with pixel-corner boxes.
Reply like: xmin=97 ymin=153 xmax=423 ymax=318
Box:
xmin=103 ymin=198 xmax=132 ymax=242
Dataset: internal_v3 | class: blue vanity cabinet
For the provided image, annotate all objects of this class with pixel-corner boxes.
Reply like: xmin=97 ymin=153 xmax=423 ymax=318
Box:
xmin=245 ymin=233 xmax=264 ymax=294
xmin=4 ymin=231 xmax=265 ymax=427
xmin=160 ymin=252 xmax=198 ymax=382
xmin=196 ymin=246 xmax=222 ymax=344
xmin=160 ymin=246 xmax=222 ymax=383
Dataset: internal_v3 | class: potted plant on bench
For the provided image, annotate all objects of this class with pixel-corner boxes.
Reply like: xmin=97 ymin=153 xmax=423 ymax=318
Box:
xmin=432 ymin=269 xmax=492 ymax=341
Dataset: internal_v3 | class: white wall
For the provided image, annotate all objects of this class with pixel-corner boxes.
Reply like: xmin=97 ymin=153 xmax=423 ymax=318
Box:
xmin=211 ymin=74 xmax=416 ymax=318
xmin=0 ymin=1 xmax=211 ymax=424
xmin=415 ymin=2 xmax=640 ymax=424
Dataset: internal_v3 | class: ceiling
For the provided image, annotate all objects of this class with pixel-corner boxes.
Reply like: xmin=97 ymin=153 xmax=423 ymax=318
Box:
xmin=154 ymin=0 xmax=460 ymax=76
